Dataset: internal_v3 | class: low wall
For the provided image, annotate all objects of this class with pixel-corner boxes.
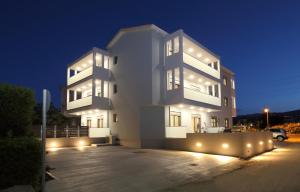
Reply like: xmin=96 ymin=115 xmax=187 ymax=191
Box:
xmin=89 ymin=128 xmax=110 ymax=138
xmin=165 ymin=132 xmax=273 ymax=159
xmin=46 ymin=137 xmax=106 ymax=148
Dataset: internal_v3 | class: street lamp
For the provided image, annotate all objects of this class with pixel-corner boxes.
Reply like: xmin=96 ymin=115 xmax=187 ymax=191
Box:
xmin=264 ymin=108 xmax=269 ymax=128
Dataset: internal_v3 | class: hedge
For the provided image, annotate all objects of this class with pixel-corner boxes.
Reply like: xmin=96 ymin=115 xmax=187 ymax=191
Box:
xmin=0 ymin=137 xmax=41 ymax=190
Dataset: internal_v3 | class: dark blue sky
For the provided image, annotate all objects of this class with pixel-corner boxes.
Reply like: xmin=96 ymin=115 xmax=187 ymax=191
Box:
xmin=1 ymin=0 xmax=300 ymax=114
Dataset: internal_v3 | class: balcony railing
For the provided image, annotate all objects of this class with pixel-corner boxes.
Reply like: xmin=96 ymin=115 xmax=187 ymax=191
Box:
xmin=183 ymin=52 xmax=220 ymax=79
xmin=67 ymin=96 xmax=92 ymax=110
xmin=67 ymin=67 xmax=93 ymax=85
xmin=184 ymin=87 xmax=221 ymax=106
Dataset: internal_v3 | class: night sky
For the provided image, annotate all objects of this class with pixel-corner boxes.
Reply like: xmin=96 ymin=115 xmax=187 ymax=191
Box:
xmin=1 ymin=0 xmax=300 ymax=115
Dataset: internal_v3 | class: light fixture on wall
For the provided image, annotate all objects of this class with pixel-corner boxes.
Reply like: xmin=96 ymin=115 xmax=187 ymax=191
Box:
xmin=207 ymin=109 xmax=211 ymax=113
xmin=198 ymin=78 xmax=202 ymax=82
xmin=259 ymin=141 xmax=264 ymax=145
xmin=88 ymin=110 xmax=92 ymax=114
xmin=95 ymin=80 xmax=100 ymax=85
xmin=222 ymin=143 xmax=229 ymax=149
xmin=50 ymin=142 xmax=57 ymax=148
xmin=197 ymin=53 xmax=202 ymax=58
xmin=88 ymin=83 xmax=92 ymax=87
xmin=76 ymin=67 xmax=81 ymax=70
xmin=189 ymin=75 xmax=195 ymax=79
xmin=94 ymin=109 xmax=100 ymax=113
xmin=189 ymin=106 xmax=195 ymax=110
xmin=204 ymin=58 xmax=210 ymax=62
xmin=88 ymin=60 xmax=93 ymax=64
xmin=188 ymin=48 xmax=194 ymax=53
xmin=196 ymin=142 xmax=202 ymax=147
xmin=179 ymin=104 xmax=184 ymax=108
xmin=76 ymin=88 xmax=81 ymax=91
xmin=78 ymin=140 xmax=85 ymax=146
xmin=199 ymin=108 xmax=203 ymax=111
xmin=205 ymin=81 xmax=211 ymax=85
xmin=268 ymin=140 xmax=272 ymax=144
xmin=76 ymin=113 xmax=80 ymax=116
xmin=82 ymin=63 xmax=87 ymax=67
xmin=246 ymin=143 xmax=252 ymax=148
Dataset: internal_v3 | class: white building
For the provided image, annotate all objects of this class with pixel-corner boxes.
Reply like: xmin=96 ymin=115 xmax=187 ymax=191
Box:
xmin=63 ymin=24 xmax=236 ymax=148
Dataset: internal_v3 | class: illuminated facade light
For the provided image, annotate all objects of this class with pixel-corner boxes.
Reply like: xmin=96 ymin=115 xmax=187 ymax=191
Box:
xmin=78 ymin=140 xmax=85 ymax=146
xmin=205 ymin=81 xmax=211 ymax=85
xmin=198 ymin=78 xmax=202 ymax=82
xmin=204 ymin=58 xmax=210 ymax=62
xmin=88 ymin=83 xmax=92 ymax=87
xmin=197 ymin=53 xmax=202 ymax=58
xmin=88 ymin=60 xmax=93 ymax=64
xmin=222 ymin=143 xmax=229 ymax=149
xmin=189 ymin=75 xmax=194 ymax=79
xmin=88 ymin=110 xmax=92 ymax=114
xmin=76 ymin=113 xmax=80 ymax=116
xmin=189 ymin=106 xmax=195 ymax=110
xmin=96 ymin=55 xmax=101 ymax=60
xmin=50 ymin=142 xmax=57 ymax=148
xmin=95 ymin=80 xmax=100 ymax=85
xmin=268 ymin=140 xmax=272 ymax=144
xmin=76 ymin=88 xmax=81 ymax=91
xmin=179 ymin=104 xmax=184 ymax=108
xmin=259 ymin=141 xmax=264 ymax=145
xmin=199 ymin=108 xmax=203 ymax=111
xmin=188 ymin=48 xmax=194 ymax=52
xmin=76 ymin=67 xmax=81 ymax=70
xmin=207 ymin=109 xmax=211 ymax=113
xmin=82 ymin=63 xmax=87 ymax=67
xmin=246 ymin=143 xmax=252 ymax=148
xmin=196 ymin=142 xmax=202 ymax=147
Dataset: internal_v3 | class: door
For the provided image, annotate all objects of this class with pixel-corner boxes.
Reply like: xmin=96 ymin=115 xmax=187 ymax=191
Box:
xmin=192 ymin=116 xmax=201 ymax=133
xmin=87 ymin=119 xmax=92 ymax=128
xmin=97 ymin=117 xmax=104 ymax=128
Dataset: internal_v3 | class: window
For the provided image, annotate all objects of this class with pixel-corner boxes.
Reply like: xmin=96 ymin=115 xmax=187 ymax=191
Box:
xmin=97 ymin=117 xmax=104 ymax=128
xmin=69 ymin=69 xmax=75 ymax=77
xmin=69 ymin=90 xmax=74 ymax=102
xmin=224 ymin=97 xmax=228 ymax=107
xmin=104 ymin=56 xmax=109 ymax=69
xmin=232 ymin=96 xmax=236 ymax=108
xmin=113 ymin=56 xmax=118 ymax=65
xmin=211 ymin=116 xmax=218 ymax=127
xmin=223 ymin=77 xmax=228 ymax=86
xmin=87 ymin=119 xmax=92 ymax=128
xmin=224 ymin=118 xmax=229 ymax=128
xmin=166 ymin=40 xmax=172 ymax=56
xmin=113 ymin=114 xmax=118 ymax=123
xmin=214 ymin=84 xmax=219 ymax=97
xmin=174 ymin=68 xmax=180 ymax=89
xmin=167 ymin=70 xmax=173 ymax=90
xmin=77 ymin=91 xmax=82 ymax=100
xmin=173 ymin=37 xmax=179 ymax=53
xmin=208 ymin=85 xmax=213 ymax=96
xmin=213 ymin=61 xmax=218 ymax=70
xmin=95 ymin=53 xmax=102 ymax=67
xmin=170 ymin=112 xmax=181 ymax=127
xmin=113 ymin=84 xmax=117 ymax=94
xmin=231 ymin=79 xmax=235 ymax=89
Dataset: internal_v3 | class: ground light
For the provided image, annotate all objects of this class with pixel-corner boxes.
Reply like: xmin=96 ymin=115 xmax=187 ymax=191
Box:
xmin=50 ymin=142 xmax=57 ymax=148
xmin=268 ymin=139 xmax=273 ymax=144
xmin=78 ymin=140 xmax=85 ymax=146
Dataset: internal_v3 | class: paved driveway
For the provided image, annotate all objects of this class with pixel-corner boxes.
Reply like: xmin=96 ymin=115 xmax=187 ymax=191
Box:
xmin=46 ymin=146 xmax=242 ymax=192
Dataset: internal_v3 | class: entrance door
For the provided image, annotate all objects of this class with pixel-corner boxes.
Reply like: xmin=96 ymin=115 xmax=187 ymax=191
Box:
xmin=192 ymin=116 xmax=201 ymax=133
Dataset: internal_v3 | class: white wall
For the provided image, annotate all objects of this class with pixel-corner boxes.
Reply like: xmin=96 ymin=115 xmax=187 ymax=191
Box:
xmin=81 ymin=110 xmax=108 ymax=128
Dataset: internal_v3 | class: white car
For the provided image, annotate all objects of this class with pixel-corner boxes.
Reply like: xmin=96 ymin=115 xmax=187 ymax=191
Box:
xmin=268 ymin=128 xmax=288 ymax=141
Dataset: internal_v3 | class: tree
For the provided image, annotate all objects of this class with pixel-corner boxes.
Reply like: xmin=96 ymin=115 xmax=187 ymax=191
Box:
xmin=0 ymin=84 xmax=35 ymax=137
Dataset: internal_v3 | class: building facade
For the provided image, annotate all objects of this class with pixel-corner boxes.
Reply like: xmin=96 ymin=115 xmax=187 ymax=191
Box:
xmin=63 ymin=24 xmax=236 ymax=148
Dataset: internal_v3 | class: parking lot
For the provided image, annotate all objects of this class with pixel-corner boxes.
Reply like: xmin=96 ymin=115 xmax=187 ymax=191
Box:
xmin=46 ymin=146 xmax=242 ymax=192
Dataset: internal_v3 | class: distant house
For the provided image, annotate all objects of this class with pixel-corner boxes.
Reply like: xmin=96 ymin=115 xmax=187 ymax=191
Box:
xmin=61 ymin=24 xmax=236 ymax=148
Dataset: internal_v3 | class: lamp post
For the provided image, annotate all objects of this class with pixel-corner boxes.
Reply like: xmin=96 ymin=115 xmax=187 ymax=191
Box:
xmin=264 ymin=108 xmax=269 ymax=128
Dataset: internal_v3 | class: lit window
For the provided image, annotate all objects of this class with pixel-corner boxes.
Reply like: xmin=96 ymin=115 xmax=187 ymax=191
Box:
xmin=231 ymin=79 xmax=235 ymax=89
xmin=167 ymin=70 xmax=173 ymax=90
xmin=173 ymin=37 xmax=179 ymax=53
xmin=232 ymin=96 xmax=236 ymax=109
xmin=174 ymin=68 xmax=180 ymax=89
xmin=166 ymin=40 xmax=172 ymax=56
xmin=95 ymin=53 xmax=102 ymax=67
xmin=224 ymin=97 xmax=228 ymax=107
xmin=170 ymin=111 xmax=181 ymax=127
xmin=104 ymin=56 xmax=109 ymax=69
xmin=223 ymin=77 xmax=228 ymax=86
xmin=224 ymin=118 xmax=229 ymax=128
xmin=213 ymin=61 xmax=218 ymax=71
xmin=211 ymin=116 xmax=218 ymax=127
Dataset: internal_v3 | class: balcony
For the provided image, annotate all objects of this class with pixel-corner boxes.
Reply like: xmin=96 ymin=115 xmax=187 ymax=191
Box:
xmin=184 ymin=87 xmax=221 ymax=106
xmin=183 ymin=53 xmax=220 ymax=79
xmin=67 ymin=96 xmax=92 ymax=110
xmin=67 ymin=67 xmax=93 ymax=85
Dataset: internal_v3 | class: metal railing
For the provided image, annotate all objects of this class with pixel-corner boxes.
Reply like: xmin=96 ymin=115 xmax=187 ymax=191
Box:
xmin=46 ymin=126 xmax=89 ymax=138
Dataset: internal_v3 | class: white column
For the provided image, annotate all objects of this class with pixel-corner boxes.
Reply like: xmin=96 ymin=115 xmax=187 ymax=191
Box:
xmin=74 ymin=90 xmax=77 ymax=100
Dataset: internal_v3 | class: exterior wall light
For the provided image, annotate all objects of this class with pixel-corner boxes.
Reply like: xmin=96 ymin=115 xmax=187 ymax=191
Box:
xmin=196 ymin=142 xmax=202 ymax=147
xmin=259 ymin=141 xmax=264 ymax=145
xmin=222 ymin=143 xmax=229 ymax=149
xmin=268 ymin=140 xmax=272 ymax=144
xmin=246 ymin=143 xmax=252 ymax=148
xmin=50 ymin=142 xmax=57 ymax=148
xmin=78 ymin=140 xmax=85 ymax=146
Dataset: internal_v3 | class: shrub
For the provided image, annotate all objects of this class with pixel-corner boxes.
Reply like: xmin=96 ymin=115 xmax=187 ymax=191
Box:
xmin=0 ymin=137 xmax=41 ymax=190
xmin=0 ymin=84 xmax=35 ymax=137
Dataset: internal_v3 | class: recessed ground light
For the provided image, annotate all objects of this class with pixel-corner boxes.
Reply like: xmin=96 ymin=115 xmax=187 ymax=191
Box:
xmin=197 ymin=53 xmax=202 ymax=58
xmin=190 ymin=106 xmax=195 ymax=110
xmin=88 ymin=60 xmax=93 ymax=64
xmin=198 ymin=78 xmax=202 ymax=82
xmin=246 ymin=143 xmax=252 ymax=148
xmin=222 ymin=143 xmax=229 ymax=149
xmin=188 ymin=48 xmax=194 ymax=52
xmin=189 ymin=75 xmax=194 ymax=79
xmin=179 ymin=104 xmax=184 ymax=108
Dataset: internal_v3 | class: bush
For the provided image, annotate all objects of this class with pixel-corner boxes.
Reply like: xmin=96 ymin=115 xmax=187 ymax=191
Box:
xmin=0 ymin=137 xmax=41 ymax=190
xmin=0 ymin=84 xmax=35 ymax=137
